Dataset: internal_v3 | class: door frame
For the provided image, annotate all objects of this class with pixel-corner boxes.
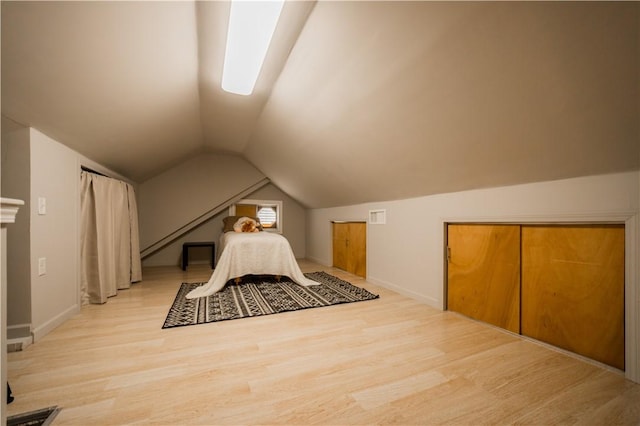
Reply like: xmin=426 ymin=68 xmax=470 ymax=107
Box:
xmin=443 ymin=211 xmax=638 ymax=384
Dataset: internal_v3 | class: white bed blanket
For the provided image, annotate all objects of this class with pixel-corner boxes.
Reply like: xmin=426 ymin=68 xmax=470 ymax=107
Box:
xmin=185 ymin=232 xmax=319 ymax=299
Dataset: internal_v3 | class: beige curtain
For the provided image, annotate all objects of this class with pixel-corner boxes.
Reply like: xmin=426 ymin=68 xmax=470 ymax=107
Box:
xmin=80 ymin=171 xmax=142 ymax=304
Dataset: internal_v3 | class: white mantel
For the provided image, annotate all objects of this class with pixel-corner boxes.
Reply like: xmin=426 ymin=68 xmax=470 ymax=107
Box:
xmin=2 ymin=197 xmax=24 ymax=224
xmin=2 ymin=197 xmax=25 ymax=425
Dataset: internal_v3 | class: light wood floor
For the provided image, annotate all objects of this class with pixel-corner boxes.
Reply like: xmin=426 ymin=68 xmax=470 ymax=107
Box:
xmin=7 ymin=260 xmax=640 ymax=425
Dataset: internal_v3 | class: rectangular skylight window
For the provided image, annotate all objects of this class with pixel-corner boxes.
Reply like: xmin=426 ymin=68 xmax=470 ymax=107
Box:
xmin=222 ymin=0 xmax=285 ymax=96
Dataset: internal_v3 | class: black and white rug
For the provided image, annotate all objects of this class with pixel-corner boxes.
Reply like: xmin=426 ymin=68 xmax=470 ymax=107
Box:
xmin=162 ymin=271 xmax=379 ymax=328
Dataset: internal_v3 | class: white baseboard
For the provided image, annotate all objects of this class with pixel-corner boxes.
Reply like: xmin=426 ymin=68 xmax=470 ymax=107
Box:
xmin=32 ymin=304 xmax=80 ymax=342
xmin=367 ymin=275 xmax=441 ymax=309
xmin=305 ymin=256 xmax=330 ymax=266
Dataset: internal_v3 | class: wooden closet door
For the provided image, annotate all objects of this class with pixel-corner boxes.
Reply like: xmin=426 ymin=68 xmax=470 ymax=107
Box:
xmin=332 ymin=222 xmax=366 ymax=278
xmin=332 ymin=223 xmax=348 ymax=271
xmin=447 ymin=224 xmax=521 ymax=333
xmin=521 ymin=225 xmax=625 ymax=370
xmin=347 ymin=222 xmax=366 ymax=278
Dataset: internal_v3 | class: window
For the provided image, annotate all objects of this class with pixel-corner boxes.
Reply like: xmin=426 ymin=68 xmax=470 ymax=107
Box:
xmin=257 ymin=205 xmax=277 ymax=228
xmin=230 ymin=199 xmax=282 ymax=233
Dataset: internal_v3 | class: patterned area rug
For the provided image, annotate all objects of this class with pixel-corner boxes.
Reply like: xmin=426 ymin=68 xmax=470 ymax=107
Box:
xmin=162 ymin=271 xmax=379 ymax=328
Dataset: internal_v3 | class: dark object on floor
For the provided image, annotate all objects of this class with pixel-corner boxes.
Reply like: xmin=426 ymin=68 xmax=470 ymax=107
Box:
xmin=163 ymin=271 xmax=379 ymax=328
xmin=7 ymin=382 xmax=13 ymax=404
xmin=182 ymin=241 xmax=216 ymax=270
xmin=7 ymin=406 xmax=60 ymax=426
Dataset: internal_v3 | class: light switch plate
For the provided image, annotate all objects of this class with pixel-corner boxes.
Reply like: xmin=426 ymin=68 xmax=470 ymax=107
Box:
xmin=38 ymin=257 xmax=46 ymax=276
xmin=38 ymin=197 xmax=46 ymax=215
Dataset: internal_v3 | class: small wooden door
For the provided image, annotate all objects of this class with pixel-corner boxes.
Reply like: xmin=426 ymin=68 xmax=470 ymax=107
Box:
xmin=521 ymin=225 xmax=625 ymax=370
xmin=447 ymin=224 xmax=521 ymax=333
xmin=235 ymin=204 xmax=257 ymax=217
xmin=332 ymin=222 xmax=366 ymax=278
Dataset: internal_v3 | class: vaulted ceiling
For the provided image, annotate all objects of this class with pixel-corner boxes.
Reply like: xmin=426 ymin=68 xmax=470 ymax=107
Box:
xmin=2 ymin=1 xmax=638 ymax=208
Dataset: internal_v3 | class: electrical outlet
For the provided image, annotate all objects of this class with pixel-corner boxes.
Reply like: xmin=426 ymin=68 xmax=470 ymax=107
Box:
xmin=38 ymin=257 xmax=46 ymax=276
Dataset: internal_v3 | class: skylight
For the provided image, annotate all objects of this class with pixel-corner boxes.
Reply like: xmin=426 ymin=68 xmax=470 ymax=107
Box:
xmin=221 ymin=0 xmax=285 ymax=96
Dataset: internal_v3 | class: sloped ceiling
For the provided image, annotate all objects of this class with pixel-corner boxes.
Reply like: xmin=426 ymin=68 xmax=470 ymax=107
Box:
xmin=2 ymin=1 xmax=638 ymax=208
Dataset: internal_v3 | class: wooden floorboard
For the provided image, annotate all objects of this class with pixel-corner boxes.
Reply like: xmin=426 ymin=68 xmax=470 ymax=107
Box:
xmin=7 ymin=260 xmax=640 ymax=425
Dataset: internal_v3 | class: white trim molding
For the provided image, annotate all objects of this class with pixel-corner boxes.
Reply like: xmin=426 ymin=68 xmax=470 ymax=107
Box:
xmin=1 ymin=197 xmax=25 ymax=426
xmin=1 ymin=197 xmax=25 ymax=223
xmin=31 ymin=303 xmax=79 ymax=343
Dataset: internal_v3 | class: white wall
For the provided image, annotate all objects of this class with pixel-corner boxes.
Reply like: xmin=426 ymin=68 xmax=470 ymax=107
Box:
xmin=247 ymin=183 xmax=307 ymax=257
xmin=307 ymin=171 xmax=639 ymax=381
xmin=142 ymin=183 xmax=308 ymax=267
xmin=143 ymin=210 xmax=226 ymax=267
xmin=28 ymin=129 xmax=80 ymax=340
xmin=138 ymin=153 xmax=266 ymax=250
xmin=1 ymin=126 xmax=130 ymax=342
xmin=139 ymin=155 xmax=308 ymax=267
xmin=308 ymin=171 xmax=638 ymax=306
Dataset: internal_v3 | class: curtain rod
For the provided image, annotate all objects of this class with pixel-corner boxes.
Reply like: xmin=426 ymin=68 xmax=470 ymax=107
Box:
xmin=80 ymin=166 xmax=108 ymax=177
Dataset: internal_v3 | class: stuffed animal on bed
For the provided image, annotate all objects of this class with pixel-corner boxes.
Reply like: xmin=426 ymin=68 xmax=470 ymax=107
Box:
xmin=233 ymin=216 xmax=260 ymax=233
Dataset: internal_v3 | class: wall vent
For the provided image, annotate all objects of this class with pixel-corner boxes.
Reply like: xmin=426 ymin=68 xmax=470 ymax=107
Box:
xmin=369 ymin=209 xmax=386 ymax=225
xmin=7 ymin=342 xmax=23 ymax=353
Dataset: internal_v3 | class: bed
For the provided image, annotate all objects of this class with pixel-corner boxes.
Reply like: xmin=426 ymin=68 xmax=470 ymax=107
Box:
xmin=185 ymin=217 xmax=320 ymax=299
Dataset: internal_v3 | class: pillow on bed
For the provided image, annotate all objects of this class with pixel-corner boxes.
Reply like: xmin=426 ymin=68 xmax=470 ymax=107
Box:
xmin=223 ymin=216 xmax=262 ymax=232
xmin=233 ymin=216 xmax=261 ymax=233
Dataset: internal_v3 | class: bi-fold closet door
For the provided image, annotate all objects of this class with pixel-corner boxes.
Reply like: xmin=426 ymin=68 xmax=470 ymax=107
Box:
xmin=447 ymin=224 xmax=625 ymax=370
